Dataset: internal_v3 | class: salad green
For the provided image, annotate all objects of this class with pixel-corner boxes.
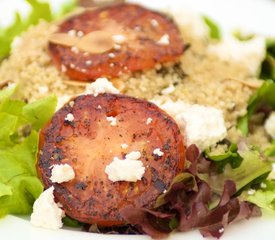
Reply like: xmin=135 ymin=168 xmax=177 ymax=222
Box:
xmin=0 ymin=85 xmax=57 ymax=217
xmin=0 ymin=0 xmax=76 ymax=60
xmin=202 ymin=16 xmax=221 ymax=40
xmin=201 ymin=143 xmax=272 ymax=195
xmin=237 ymin=80 xmax=275 ymax=135
xmin=244 ymin=180 xmax=275 ymax=214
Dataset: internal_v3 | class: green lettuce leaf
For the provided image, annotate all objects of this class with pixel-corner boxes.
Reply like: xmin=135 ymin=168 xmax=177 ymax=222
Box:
xmin=0 ymin=0 xmax=76 ymax=60
xmin=0 ymin=86 xmax=57 ymax=217
xmin=200 ymin=144 xmax=271 ymax=195
xmin=22 ymin=95 xmax=57 ymax=130
xmin=205 ymin=143 xmax=242 ymax=172
xmin=243 ymin=180 xmax=275 ymax=214
xmin=265 ymin=140 xmax=275 ymax=157
xmin=260 ymin=38 xmax=275 ymax=81
xmin=202 ymin=16 xmax=221 ymax=40
xmin=237 ymin=80 xmax=275 ymax=135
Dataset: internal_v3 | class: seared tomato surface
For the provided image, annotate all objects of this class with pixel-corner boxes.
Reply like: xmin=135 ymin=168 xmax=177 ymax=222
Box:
xmin=38 ymin=94 xmax=185 ymax=226
xmin=48 ymin=3 xmax=185 ymax=81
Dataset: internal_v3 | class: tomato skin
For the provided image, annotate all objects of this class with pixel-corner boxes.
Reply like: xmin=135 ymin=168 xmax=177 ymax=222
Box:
xmin=48 ymin=3 xmax=185 ymax=81
xmin=38 ymin=94 xmax=185 ymax=226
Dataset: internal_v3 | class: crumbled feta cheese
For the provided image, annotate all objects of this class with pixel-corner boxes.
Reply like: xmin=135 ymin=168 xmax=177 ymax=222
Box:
xmin=85 ymin=78 xmax=119 ymax=96
xmin=161 ymin=84 xmax=175 ymax=95
xmin=67 ymin=29 xmax=76 ymax=37
xmin=260 ymin=182 xmax=267 ymax=189
xmin=108 ymin=53 xmax=115 ymax=58
xmin=150 ymin=19 xmax=159 ymax=27
xmin=85 ymin=60 xmax=93 ymax=66
xmin=106 ymin=116 xmax=117 ymax=126
xmin=114 ymin=44 xmax=121 ymax=50
xmin=208 ymin=36 xmax=265 ymax=75
xmin=112 ymin=34 xmax=126 ymax=44
xmin=69 ymin=101 xmax=74 ymax=107
xmin=97 ymin=105 xmax=102 ymax=109
xmin=30 ymin=186 xmax=64 ymax=230
xmin=71 ymin=46 xmax=79 ymax=54
xmin=121 ymin=143 xmax=129 ymax=149
xmin=157 ymin=34 xmax=170 ymax=45
xmin=56 ymin=95 xmax=71 ymax=110
xmin=157 ymin=100 xmax=227 ymax=150
xmin=146 ymin=117 xmax=153 ymax=125
xmin=171 ymin=10 xmax=209 ymax=38
xmin=129 ymin=152 xmax=140 ymax=160
xmin=265 ymin=112 xmax=275 ymax=139
xmin=153 ymin=148 xmax=164 ymax=157
xmin=77 ymin=31 xmax=84 ymax=37
xmin=50 ymin=164 xmax=75 ymax=184
xmin=153 ymin=99 xmax=188 ymax=118
xmin=105 ymin=151 xmax=145 ymax=182
xmin=247 ymin=189 xmax=256 ymax=195
xmin=65 ymin=113 xmax=74 ymax=122
xmin=61 ymin=64 xmax=67 ymax=72
xmin=38 ymin=86 xmax=48 ymax=95
xmin=125 ymin=151 xmax=141 ymax=160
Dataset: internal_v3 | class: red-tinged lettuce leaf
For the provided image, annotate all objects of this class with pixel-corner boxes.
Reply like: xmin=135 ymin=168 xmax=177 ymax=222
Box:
xmin=120 ymin=207 xmax=174 ymax=239
xmin=120 ymin=145 xmax=262 ymax=239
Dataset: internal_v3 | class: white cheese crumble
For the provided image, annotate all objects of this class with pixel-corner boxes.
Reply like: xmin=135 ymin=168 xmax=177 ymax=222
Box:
xmin=121 ymin=143 xmax=129 ymax=149
xmin=77 ymin=30 xmax=84 ymax=37
xmin=85 ymin=78 xmax=119 ymax=96
xmin=85 ymin=60 xmax=93 ymax=66
xmin=114 ymin=44 xmax=121 ymax=50
xmin=56 ymin=95 xmax=72 ymax=110
xmin=146 ymin=117 xmax=153 ymax=125
xmin=208 ymin=36 xmax=265 ymax=75
xmin=247 ymin=189 xmax=256 ymax=195
xmin=106 ymin=116 xmax=117 ymax=126
xmin=108 ymin=53 xmax=115 ymax=58
xmin=38 ymin=86 xmax=48 ymax=95
xmin=260 ymin=182 xmax=267 ymax=189
xmin=71 ymin=46 xmax=79 ymax=54
xmin=171 ymin=10 xmax=209 ymax=38
xmin=30 ymin=186 xmax=64 ymax=230
xmin=125 ymin=151 xmax=141 ymax=160
xmin=157 ymin=100 xmax=227 ymax=150
xmin=112 ymin=34 xmax=126 ymax=44
xmin=65 ymin=113 xmax=74 ymax=122
xmin=153 ymin=148 xmax=164 ymax=157
xmin=50 ymin=164 xmax=75 ymax=184
xmin=105 ymin=151 xmax=145 ymax=182
xmin=150 ymin=19 xmax=159 ymax=27
xmin=157 ymin=34 xmax=170 ymax=45
xmin=67 ymin=29 xmax=76 ymax=37
xmin=264 ymin=112 xmax=275 ymax=139
xmin=61 ymin=64 xmax=67 ymax=72
xmin=161 ymin=84 xmax=175 ymax=95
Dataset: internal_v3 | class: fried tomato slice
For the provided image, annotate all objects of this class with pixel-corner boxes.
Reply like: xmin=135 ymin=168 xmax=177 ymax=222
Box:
xmin=38 ymin=94 xmax=185 ymax=226
xmin=48 ymin=3 xmax=185 ymax=81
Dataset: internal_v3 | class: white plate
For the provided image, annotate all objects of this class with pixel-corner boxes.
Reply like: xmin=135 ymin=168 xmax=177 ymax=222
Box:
xmin=1 ymin=0 xmax=275 ymax=239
